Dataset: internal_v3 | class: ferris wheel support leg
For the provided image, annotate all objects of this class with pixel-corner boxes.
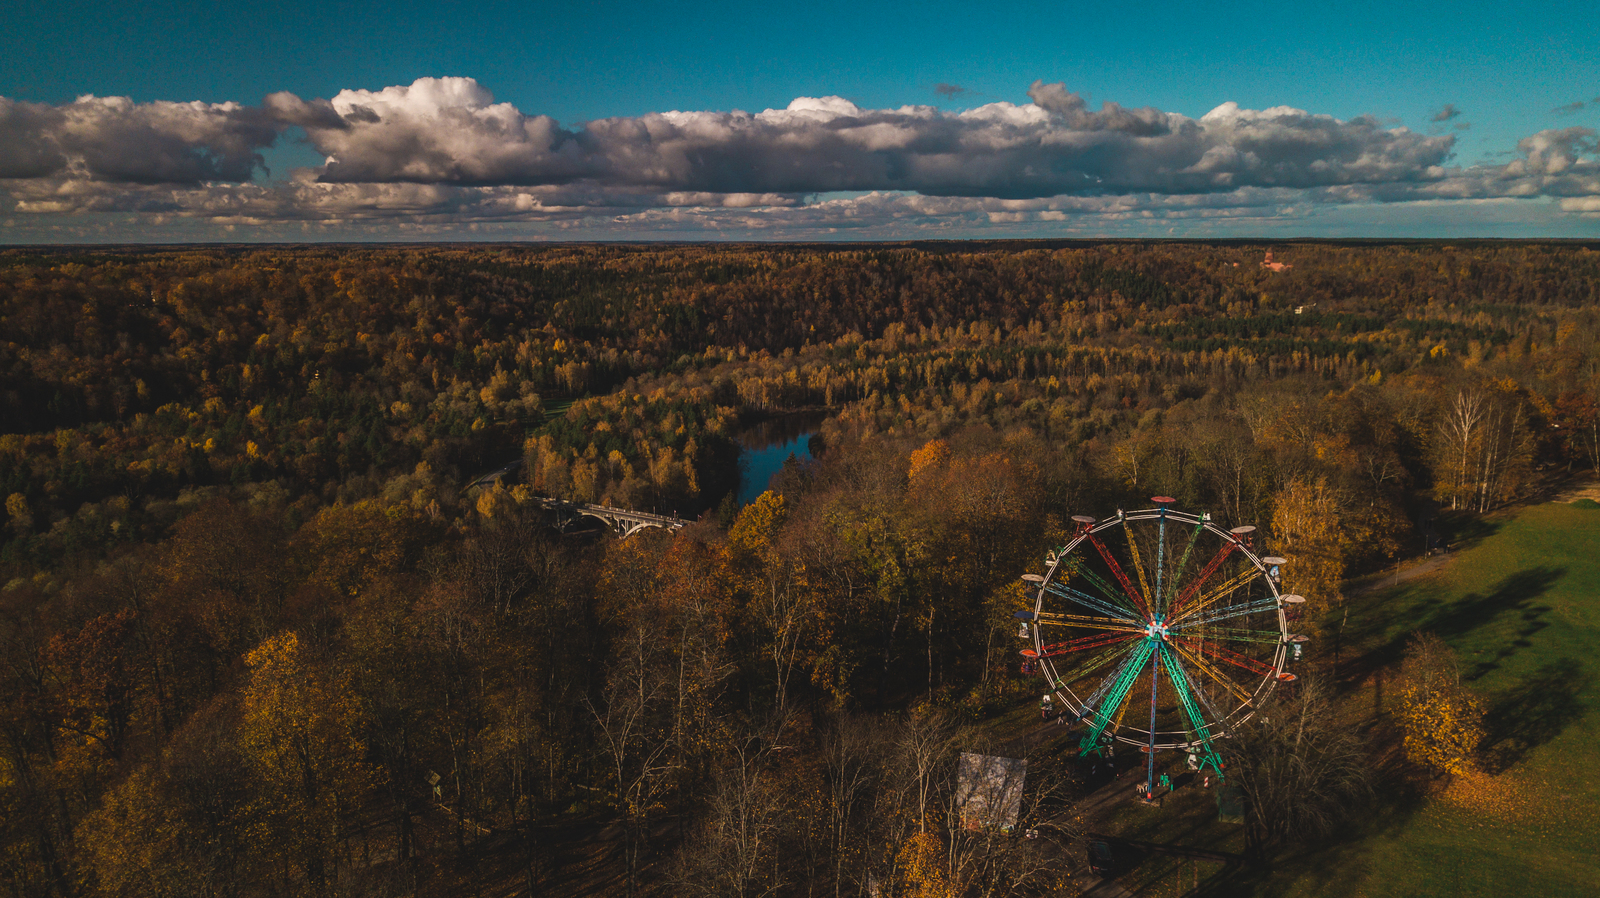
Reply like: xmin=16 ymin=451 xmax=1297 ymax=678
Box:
xmin=1161 ymin=644 xmax=1228 ymax=783
xmin=1146 ymin=648 xmax=1161 ymax=798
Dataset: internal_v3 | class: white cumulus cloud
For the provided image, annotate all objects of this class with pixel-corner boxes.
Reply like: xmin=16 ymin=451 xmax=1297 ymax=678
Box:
xmin=2 ymin=77 xmax=1598 ymax=238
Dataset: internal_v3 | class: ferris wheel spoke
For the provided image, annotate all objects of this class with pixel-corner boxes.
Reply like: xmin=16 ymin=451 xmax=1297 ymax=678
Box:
xmin=1026 ymin=631 xmax=1140 ymax=660
xmin=1074 ymin=566 xmax=1143 ymax=618
xmin=1144 ymin=647 xmax=1162 ymax=787
xmin=1077 ymin=640 xmax=1157 ymax=746
xmin=1123 ymin=523 xmax=1155 ymax=615
xmin=1160 ymin=644 xmax=1225 ymax=750
xmin=1187 ymin=625 xmax=1283 ymax=645
xmin=1169 ymin=565 xmax=1262 ymax=624
xmin=1041 ymin=580 xmax=1141 ymax=623
xmin=1046 ymin=635 xmax=1143 ymax=690
xmin=1153 ymin=510 xmax=1170 ymax=617
xmin=1166 ymin=640 xmax=1254 ymax=705
xmin=1031 ymin=610 xmax=1146 ymax=633
xmin=1163 ymin=521 xmax=1205 ymax=611
xmin=1170 ymin=634 xmax=1278 ymax=680
xmin=1085 ymin=533 xmax=1151 ymax=618
xmin=1167 ymin=541 xmax=1241 ymax=618
xmin=1164 ymin=643 xmax=1230 ymax=724
xmin=1172 ymin=596 xmax=1281 ymax=629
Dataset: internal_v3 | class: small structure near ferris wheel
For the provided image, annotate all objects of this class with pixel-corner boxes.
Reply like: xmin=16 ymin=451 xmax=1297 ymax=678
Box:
xmin=1016 ymin=498 xmax=1306 ymax=801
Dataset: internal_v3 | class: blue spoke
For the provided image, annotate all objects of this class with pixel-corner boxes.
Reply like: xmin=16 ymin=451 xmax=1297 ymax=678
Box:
xmin=1146 ymin=644 xmax=1161 ymax=793
xmin=1043 ymin=580 xmax=1142 ymax=623
xmin=1154 ymin=510 xmax=1168 ymax=617
xmin=1171 ymin=597 xmax=1280 ymax=630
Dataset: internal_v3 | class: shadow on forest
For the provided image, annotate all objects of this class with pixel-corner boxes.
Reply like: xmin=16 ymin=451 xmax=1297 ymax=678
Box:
xmin=1478 ymin=657 xmax=1585 ymax=774
xmin=1341 ymin=566 xmax=1564 ymax=687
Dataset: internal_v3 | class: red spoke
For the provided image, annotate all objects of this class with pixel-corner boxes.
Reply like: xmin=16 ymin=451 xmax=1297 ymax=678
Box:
xmin=1023 ymin=631 xmax=1139 ymax=660
xmin=1167 ymin=541 xmax=1238 ymax=618
xmin=1170 ymin=634 xmax=1277 ymax=679
xmin=1087 ymin=533 xmax=1150 ymax=619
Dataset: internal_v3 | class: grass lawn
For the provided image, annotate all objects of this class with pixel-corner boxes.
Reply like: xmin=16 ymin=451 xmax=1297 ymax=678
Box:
xmin=1238 ymin=500 xmax=1600 ymax=897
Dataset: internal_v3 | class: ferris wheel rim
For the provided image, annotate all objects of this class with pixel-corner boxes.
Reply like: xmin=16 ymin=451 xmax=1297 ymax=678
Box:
xmin=1027 ymin=506 xmax=1293 ymax=751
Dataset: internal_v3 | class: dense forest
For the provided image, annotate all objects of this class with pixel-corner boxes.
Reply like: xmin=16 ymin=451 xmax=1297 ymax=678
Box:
xmin=2 ymin=241 xmax=1599 ymax=897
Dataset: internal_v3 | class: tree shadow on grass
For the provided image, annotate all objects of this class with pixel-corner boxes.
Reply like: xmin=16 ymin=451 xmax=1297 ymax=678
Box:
xmin=1340 ymin=566 xmax=1564 ymax=688
xmin=1478 ymin=657 xmax=1585 ymax=774
xmin=1433 ymin=511 xmax=1503 ymax=552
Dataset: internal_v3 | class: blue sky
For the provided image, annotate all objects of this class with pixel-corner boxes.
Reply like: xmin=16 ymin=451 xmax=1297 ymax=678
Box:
xmin=2 ymin=0 xmax=1598 ymax=240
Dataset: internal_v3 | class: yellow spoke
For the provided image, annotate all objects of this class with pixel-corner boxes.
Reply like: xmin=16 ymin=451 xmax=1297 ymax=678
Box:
xmin=1123 ymin=522 xmax=1154 ymax=614
xmin=1168 ymin=641 xmax=1253 ymax=705
xmin=1171 ymin=566 xmax=1261 ymax=625
xmin=1034 ymin=611 xmax=1146 ymax=633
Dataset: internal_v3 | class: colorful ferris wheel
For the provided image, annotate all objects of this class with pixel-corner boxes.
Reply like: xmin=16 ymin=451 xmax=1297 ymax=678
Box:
xmin=1016 ymin=499 xmax=1306 ymax=791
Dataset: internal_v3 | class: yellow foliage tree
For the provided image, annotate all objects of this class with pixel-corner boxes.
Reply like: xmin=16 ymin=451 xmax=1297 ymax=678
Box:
xmin=728 ymin=490 xmax=788 ymax=561
xmin=1397 ymin=632 xmax=1484 ymax=776
xmin=1270 ymin=475 xmax=1349 ymax=628
xmin=907 ymin=439 xmax=951 ymax=488
xmin=292 ymin=499 xmax=418 ymax=597
xmin=895 ymin=827 xmax=957 ymax=898
xmin=240 ymin=631 xmax=375 ymax=895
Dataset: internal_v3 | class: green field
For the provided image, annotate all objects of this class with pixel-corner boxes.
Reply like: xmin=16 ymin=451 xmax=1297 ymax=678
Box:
xmin=1254 ymin=500 xmax=1600 ymax=897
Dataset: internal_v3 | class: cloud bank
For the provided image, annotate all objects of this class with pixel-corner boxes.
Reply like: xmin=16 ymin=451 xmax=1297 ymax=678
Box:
xmin=3 ymin=77 xmax=1598 ymax=238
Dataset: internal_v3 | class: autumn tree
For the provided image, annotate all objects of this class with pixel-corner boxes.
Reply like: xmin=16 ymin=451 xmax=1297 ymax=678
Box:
xmin=75 ymin=697 xmax=250 ymax=898
xmin=1269 ymin=475 xmax=1349 ymax=650
xmin=1430 ymin=385 xmax=1536 ymax=513
xmin=239 ymin=631 xmax=375 ymax=896
xmin=674 ymin=739 xmax=792 ymax=898
xmin=1228 ymin=679 xmax=1372 ymax=853
xmin=1397 ymin=632 xmax=1485 ymax=777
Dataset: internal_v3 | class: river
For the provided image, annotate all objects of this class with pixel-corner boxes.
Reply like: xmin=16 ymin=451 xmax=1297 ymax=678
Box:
xmin=735 ymin=410 xmax=827 ymax=507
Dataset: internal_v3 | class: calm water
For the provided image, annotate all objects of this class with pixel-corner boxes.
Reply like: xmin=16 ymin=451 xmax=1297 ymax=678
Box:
xmin=735 ymin=411 xmax=826 ymax=506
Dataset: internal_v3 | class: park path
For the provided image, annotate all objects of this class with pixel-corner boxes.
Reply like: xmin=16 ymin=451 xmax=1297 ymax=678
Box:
xmin=1552 ymin=475 xmax=1600 ymax=503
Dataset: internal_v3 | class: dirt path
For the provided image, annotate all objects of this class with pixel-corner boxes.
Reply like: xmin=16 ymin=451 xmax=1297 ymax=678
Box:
xmin=1346 ymin=552 xmax=1453 ymax=599
xmin=1552 ymin=476 xmax=1600 ymax=503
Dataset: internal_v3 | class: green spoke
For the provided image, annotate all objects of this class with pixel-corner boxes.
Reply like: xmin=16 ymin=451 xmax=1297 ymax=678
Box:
xmin=1073 ymin=563 xmax=1143 ymax=618
xmin=1186 ymin=625 xmax=1284 ymax=645
xmin=1078 ymin=640 xmax=1156 ymax=749
xmin=1160 ymin=644 xmax=1227 ymax=775
xmin=1164 ymin=521 xmax=1205 ymax=612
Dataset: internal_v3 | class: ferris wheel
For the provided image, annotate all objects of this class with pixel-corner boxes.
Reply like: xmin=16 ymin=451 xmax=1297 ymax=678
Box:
xmin=1016 ymin=499 xmax=1305 ymax=785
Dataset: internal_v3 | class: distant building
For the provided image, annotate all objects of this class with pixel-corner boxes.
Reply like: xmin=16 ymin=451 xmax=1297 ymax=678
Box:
xmin=1261 ymin=250 xmax=1292 ymax=272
